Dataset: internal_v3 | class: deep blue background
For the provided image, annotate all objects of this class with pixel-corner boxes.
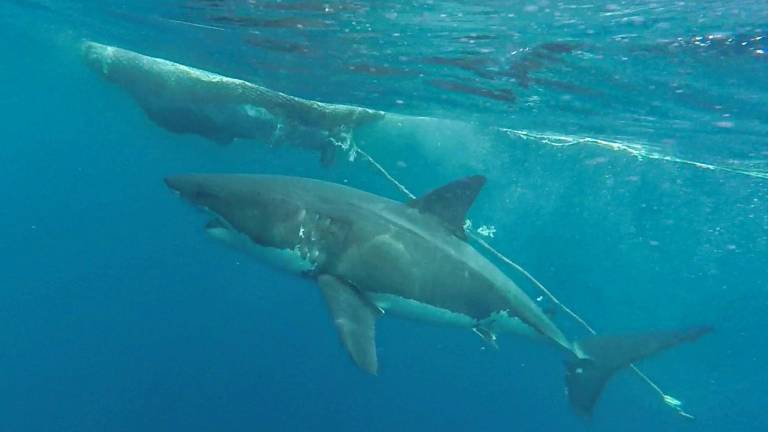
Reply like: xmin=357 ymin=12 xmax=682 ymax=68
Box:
xmin=1 ymin=1 xmax=766 ymax=431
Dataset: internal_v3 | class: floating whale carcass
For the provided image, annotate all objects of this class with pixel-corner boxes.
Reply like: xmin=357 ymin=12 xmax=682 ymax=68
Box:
xmin=81 ymin=41 xmax=386 ymax=165
xmin=80 ymin=41 xmax=534 ymax=177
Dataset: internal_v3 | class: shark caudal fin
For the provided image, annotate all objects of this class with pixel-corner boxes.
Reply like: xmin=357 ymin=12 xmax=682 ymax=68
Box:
xmin=565 ymin=326 xmax=712 ymax=414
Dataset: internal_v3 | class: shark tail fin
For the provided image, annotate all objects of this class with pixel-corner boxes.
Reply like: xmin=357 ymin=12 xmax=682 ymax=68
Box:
xmin=565 ymin=326 xmax=712 ymax=414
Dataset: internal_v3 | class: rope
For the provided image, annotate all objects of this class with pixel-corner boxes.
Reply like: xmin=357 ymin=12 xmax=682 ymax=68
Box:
xmin=472 ymin=235 xmax=696 ymax=420
xmin=356 ymin=148 xmax=417 ymax=200
xmin=356 ymin=146 xmax=696 ymax=420
xmin=470 ymin=235 xmax=598 ymax=335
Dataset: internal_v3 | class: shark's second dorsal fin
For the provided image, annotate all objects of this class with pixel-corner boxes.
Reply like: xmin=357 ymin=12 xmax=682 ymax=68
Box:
xmin=408 ymin=175 xmax=487 ymax=238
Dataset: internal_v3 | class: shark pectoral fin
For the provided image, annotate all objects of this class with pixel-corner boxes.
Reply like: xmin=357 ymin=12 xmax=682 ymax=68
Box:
xmin=408 ymin=175 xmax=487 ymax=238
xmin=317 ymin=274 xmax=379 ymax=375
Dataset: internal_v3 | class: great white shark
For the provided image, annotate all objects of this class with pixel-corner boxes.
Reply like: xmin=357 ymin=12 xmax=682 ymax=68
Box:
xmin=164 ymin=173 xmax=710 ymax=414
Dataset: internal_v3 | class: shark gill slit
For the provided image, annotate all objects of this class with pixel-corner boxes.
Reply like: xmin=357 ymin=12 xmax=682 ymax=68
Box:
xmin=354 ymin=146 xmax=697 ymax=420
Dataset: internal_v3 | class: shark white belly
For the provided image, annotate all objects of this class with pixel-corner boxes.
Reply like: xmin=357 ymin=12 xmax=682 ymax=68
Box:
xmin=367 ymin=292 xmax=475 ymax=327
xmin=366 ymin=292 xmax=539 ymax=340
xmin=206 ymin=221 xmax=317 ymax=273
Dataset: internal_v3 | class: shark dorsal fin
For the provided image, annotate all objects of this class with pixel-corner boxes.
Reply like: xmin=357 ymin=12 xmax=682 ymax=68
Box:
xmin=408 ymin=175 xmax=486 ymax=237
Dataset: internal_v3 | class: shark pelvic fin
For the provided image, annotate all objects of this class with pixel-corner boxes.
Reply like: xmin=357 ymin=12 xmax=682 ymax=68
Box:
xmin=408 ymin=175 xmax=487 ymax=238
xmin=318 ymin=274 xmax=379 ymax=375
xmin=565 ymin=326 xmax=712 ymax=414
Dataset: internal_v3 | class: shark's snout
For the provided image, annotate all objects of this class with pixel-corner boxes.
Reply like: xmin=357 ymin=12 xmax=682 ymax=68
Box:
xmin=164 ymin=175 xmax=220 ymax=206
xmin=164 ymin=175 xmax=186 ymax=195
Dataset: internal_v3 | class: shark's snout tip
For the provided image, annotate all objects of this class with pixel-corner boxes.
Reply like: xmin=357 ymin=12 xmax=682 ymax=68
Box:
xmin=164 ymin=174 xmax=218 ymax=204
xmin=164 ymin=175 xmax=194 ymax=196
xmin=164 ymin=176 xmax=180 ymax=192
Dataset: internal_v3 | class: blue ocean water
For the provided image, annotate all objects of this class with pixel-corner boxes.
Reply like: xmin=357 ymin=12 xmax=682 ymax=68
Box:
xmin=1 ymin=1 xmax=766 ymax=431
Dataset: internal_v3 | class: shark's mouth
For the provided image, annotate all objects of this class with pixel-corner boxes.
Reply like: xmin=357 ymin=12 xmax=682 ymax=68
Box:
xmin=204 ymin=217 xmax=227 ymax=231
xmin=203 ymin=216 xmax=319 ymax=274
